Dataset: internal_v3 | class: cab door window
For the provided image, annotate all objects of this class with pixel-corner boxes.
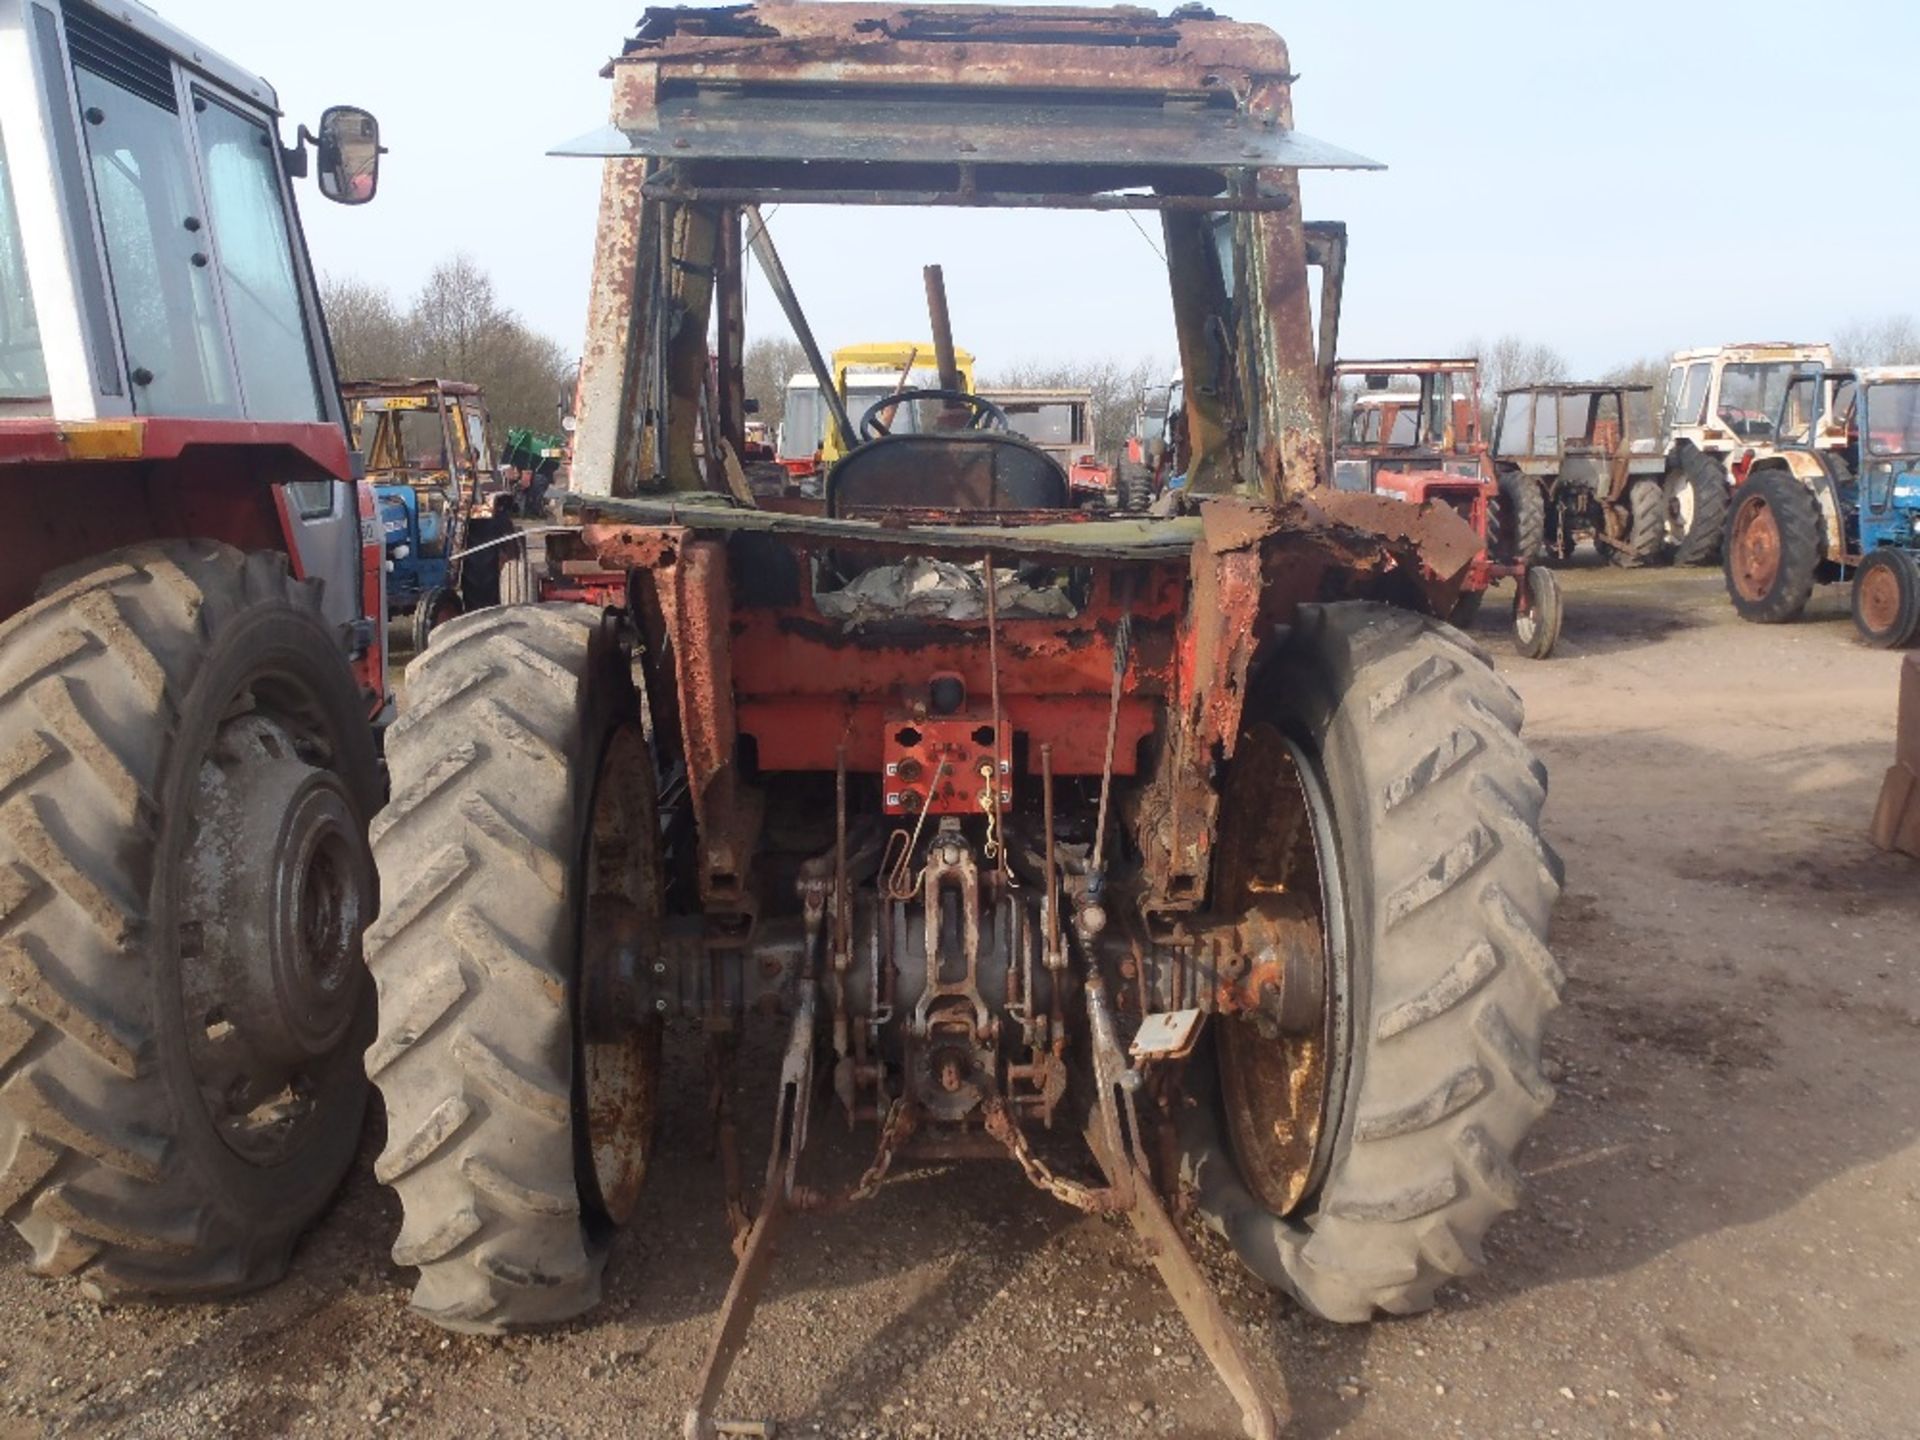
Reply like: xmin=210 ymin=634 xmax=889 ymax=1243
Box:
xmin=191 ymin=95 xmax=324 ymax=421
xmin=0 ymin=129 xmax=50 ymax=405
xmin=69 ymin=16 xmax=236 ymax=416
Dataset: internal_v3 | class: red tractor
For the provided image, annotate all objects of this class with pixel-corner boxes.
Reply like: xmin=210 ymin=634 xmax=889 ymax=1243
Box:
xmin=0 ymin=2 xmax=385 ymax=1296
xmin=368 ymin=8 xmax=1564 ymax=1435
xmin=1333 ymin=359 xmax=1563 ymax=658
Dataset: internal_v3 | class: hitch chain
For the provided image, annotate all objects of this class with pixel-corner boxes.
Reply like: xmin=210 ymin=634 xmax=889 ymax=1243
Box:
xmin=982 ymin=1097 xmax=1124 ymax=1214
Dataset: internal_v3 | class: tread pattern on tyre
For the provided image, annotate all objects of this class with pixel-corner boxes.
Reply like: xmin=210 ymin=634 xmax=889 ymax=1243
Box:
xmin=1186 ymin=602 xmax=1564 ymax=1323
xmin=1723 ymin=468 xmax=1821 ymax=624
xmin=366 ymin=603 xmax=606 ymax=1333
xmin=1495 ymin=471 xmax=1545 ymax=563
xmin=1615 ymin=481 xmax=1667 ymax=567
xmin=1669 ymin=447 xmax=1729 ymax=566
xmin=0 ymin=543 xmax=342 ymax=1299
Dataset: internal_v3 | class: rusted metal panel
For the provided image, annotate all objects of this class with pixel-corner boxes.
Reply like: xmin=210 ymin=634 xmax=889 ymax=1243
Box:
xmin=1248 ymin=171 xmax=1324 ymax=503
xmin=653 ymin=539 xmax=761 ymax=911
xmin=571 ymin=145 xmax=661 ymax=499
xmin=1132 ymin=510 xmax=1266 ymax=910
xmin=558 ymin=3 xmax=1382 ymax=180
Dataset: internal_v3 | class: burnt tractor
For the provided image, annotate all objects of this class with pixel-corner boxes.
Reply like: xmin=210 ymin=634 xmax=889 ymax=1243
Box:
xmin=0 ymin=3 xmax=384 ymax=1296
xmin=1493 ymin=382 xmax=1669 ymax=567
xmin=364 ymin=7 xmax=1564 ymax=1435
xmin=1333 ymin=359 xmax=1563 ymax=657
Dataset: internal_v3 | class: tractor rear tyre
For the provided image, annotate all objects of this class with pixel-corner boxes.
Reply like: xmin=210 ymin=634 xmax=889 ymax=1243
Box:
xmin=498 ymin=538 xmax=537 ymax=607
xmin=1723 ymin=469 xmax=1821 ymax=624
xmin=0 ymin=542 xmax=379 ymax=1299
xmin=411 ymin=587 xmax=463 ymax=654
xmin=1609 ymin=481 xmax=1668 ymax=568
xmin=366 ymin=604 xmax=662 ymax=1333
xmin=1184 ymin=603 xmax=1563 ymax=1322
xmin=1851 ymin=549 xmax=1920 ymax=649
xmin=1495 ymin=471 xmax=1545 ymax=564
xmin=1666 ymin=448 xmax=1729 ymax=566
xmin=1115 ymin=459 xmax=1154 ymax=514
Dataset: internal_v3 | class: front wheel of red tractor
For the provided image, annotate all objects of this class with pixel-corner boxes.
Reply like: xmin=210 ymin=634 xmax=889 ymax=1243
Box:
xmin=0 ymin=542 xmax=379 ymax=1299
xmin=1183 ymin=603 xmax=1564 ymax=1322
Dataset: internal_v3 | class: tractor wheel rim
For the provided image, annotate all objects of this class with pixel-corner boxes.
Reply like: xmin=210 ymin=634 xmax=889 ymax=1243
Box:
xmin=180 ymin=713 xmax=372 ymax=1166
xmin=1216 ymin=733 xmax=1348 ymax=1216
xmin=1730 ymin=496 xmax=1780 ymax=600
xmin=578 ymin=722 xmax=661 ymax=1227
xmin=1860 ymin=563 xmax=1902 ymax=635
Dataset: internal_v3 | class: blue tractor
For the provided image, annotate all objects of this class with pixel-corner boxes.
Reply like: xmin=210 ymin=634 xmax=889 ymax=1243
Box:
xmin=344 ymin=379 xmax=500 ymax=649
xmin=1721 ymin=365 xmax=1920 ymax=647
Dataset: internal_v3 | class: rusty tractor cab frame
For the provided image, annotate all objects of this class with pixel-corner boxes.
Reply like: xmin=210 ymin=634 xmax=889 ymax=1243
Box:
xmin=344 ymin=377 xmax=504 ymax=647
xmin=1493 ymin=382 xmax=1668 ymax=569
xmin=1333 ymin=359 xmax=1561 ymax=658
xmin=362 ymin=8 xmax=1564 ymax=1438
xmin=0 ymin=0 xmax=387 ymax=1303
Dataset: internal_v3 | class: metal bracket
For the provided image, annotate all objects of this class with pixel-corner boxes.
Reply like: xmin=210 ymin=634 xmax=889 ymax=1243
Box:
xmin=1083 ymin=975 xmax=1287 ymax=1440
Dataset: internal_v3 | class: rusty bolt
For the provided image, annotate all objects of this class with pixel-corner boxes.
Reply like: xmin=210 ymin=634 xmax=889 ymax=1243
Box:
xmin=937 ymin=1056 xmax=966 ymax=1093
xmin=897 ymin=758 xmax=923 ymax=783
xmin=654 ymin=998 xmax=668 ymax=1013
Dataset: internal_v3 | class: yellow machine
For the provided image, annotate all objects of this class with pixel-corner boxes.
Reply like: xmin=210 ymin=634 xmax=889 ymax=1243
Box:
xmin=784 ymin=341 xmax=977 ymax=467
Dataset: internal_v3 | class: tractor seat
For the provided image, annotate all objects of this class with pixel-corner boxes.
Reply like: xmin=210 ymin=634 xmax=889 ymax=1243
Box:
xmin=826 ymin=432 xmax=1071 ymax=517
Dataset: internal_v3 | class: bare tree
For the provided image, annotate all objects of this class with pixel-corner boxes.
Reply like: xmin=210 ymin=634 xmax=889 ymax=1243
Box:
xmin=321 ymin=257 xmax=573 ymax=435
xmin=1601 ymin=355 xmax=1670 ymax=392
xmin=744 ymin=337 xmax=809 ymax=429
xmin=1458 ymin=335 xmax=1568 ymax=430
xmin=319 ymin=274 xmax=412 ymax=381
xmin=1836 ymin=315 xmax=1920 ymax=367
xmin=980 ymin=356 xmax=1170 ymax=455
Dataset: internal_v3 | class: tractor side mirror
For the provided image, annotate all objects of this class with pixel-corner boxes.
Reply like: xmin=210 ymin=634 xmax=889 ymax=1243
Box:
xmin=317 ymin=106 xmax=383 ymax=205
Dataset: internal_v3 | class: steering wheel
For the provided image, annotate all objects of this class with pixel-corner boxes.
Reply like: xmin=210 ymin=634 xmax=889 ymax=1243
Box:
xmin=858 ymin=387 xmax=1009 ymax=441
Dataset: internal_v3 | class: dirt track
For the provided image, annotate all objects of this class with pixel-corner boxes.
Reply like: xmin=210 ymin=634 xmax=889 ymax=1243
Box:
xmin=5 ymin=561 xmax=1917 ymax=1440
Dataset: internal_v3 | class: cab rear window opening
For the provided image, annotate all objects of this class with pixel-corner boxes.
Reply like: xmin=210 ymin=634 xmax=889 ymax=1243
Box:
xmin=0 ymin=129 xmax=51 ymax=405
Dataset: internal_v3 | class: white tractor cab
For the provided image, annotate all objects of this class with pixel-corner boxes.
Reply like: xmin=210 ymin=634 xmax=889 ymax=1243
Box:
xmin=1661 ymin=342 xmax=1848 ymax=565
xmin=0 ymin=0 xmax=387 ymax=1299
xmin=776 ymin=341 xmax=978 ymax=478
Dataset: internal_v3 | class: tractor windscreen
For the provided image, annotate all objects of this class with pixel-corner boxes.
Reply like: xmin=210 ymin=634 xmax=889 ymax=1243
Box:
xmin=1717 ymin=362 xmax=1820 ymax=441
xmin=0 ymin=129 xmax=50 ymax=406
xmin=1865 ymin=381 xmax=1920 ymax=457
xmin=366 ymin=408 xmax=453 ymax=473
xmin=998 ymin=401 xmax=1081 ymax=447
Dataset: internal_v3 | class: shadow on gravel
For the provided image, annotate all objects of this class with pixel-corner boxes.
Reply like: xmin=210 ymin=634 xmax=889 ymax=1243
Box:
xmin=1457 ymin=557 xmax=1867 ymax=659
xmin=1468 ymin=730 xmax=1920 ymax=1325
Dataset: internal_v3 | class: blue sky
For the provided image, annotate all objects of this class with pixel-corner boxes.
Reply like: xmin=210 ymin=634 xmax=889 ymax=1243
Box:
xmin=160 ymin=0 xmax=1918 ymax=377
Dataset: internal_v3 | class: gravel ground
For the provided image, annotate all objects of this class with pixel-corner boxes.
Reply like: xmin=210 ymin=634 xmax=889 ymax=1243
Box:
xmin=4 ymin=559 xmax=1917 ymax=1440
